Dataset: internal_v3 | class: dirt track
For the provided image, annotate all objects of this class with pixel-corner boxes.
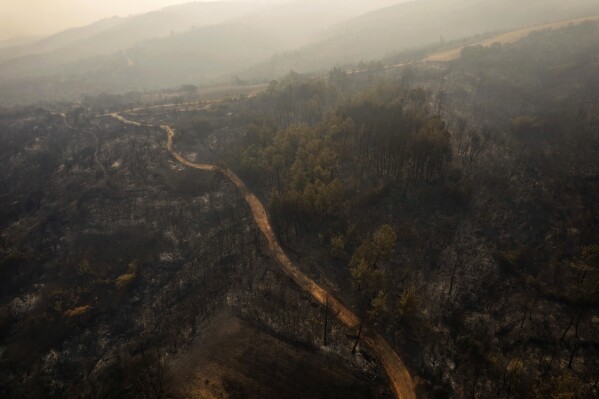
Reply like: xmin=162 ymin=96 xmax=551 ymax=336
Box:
xmin=108 ymin=112 xmax=416 ymax=399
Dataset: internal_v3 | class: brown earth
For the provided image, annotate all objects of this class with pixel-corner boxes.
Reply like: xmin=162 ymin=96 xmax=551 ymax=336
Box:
xmin=170 ymin=312 xmax=389 ymax=399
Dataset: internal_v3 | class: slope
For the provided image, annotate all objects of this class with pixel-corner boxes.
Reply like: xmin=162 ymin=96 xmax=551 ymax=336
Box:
xmin=240 ymin=0 xmax=599 ymax=79
xmin=108 ymin=109 xmax=417 ymax=399
xmin=0 ymin=1 xmax=264 ymax=77
xmin=0 ymin=1 xmax=397 ymax=96
xmin=0 ymin=16 xmax=125 ymax=63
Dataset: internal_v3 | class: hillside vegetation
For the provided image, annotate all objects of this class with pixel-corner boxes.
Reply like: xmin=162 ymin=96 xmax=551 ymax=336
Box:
xmin=182 ymin=22 xmax=598 ymax=398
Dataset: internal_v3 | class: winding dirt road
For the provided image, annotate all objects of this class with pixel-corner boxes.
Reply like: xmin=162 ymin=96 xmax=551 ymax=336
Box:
xmin=107 ymin=112 xmax=416 ymax=399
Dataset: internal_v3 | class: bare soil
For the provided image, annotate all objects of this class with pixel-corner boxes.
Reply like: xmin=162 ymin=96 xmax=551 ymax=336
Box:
xmin=170 ymin=312 xmax=389 ymax=399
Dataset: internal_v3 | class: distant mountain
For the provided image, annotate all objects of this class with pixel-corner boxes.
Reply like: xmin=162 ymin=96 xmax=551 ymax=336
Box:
xmin=240 ymin=0 xmax=599 ymax=80
xmin=0 ymin=1 xmax=264 ymax=72
xmin=0 ymin=17 xmax=125 ymax=63
xmin=0 ymin=0 xmax=410 ymax=83
xmin=2 ymin=0 xmax=599 ymax=104
xmin=0 ymin=35 xmax=44 ymax=50
xmin=0 ymin=0 xmax=374 ymax=88
xmin=60 ymin=23 xmax=286 ymax=90
xmin=230 ymin=0 xmax=412 ymax=48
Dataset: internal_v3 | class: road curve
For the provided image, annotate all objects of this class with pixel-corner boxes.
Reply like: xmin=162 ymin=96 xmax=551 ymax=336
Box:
xmin=108 ymin=112 xmax=416 ymax=399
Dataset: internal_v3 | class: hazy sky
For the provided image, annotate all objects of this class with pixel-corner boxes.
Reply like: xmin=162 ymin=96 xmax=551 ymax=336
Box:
xmin=0 ymin=0 xmax=254 ymax=41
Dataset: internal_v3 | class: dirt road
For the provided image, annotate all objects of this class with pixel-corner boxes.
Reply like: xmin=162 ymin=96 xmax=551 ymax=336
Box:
xmin=108 ymin=112 xmax=416 ymax=399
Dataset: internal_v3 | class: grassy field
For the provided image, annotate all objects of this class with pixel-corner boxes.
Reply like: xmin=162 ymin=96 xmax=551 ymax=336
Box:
xmin=424 ymin=15 xmax=599 ymax=62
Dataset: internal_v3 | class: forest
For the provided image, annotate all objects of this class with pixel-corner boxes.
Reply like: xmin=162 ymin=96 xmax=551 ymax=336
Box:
xmin=0 ymin=10 xmax=598 ymax=399
xmin=171 ymin=21 xmax=599 ymax=398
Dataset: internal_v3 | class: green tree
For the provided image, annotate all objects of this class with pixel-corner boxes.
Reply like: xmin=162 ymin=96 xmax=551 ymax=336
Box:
xmin=372 ymin=224 xmax=397 ymax=265
xmin=368 ymin=289 xmax=389 ymax=324
xmin=349 ymin=225 xmax=397 ymax=319
xmin=396 ymin=288 xmax=419 ymax=323
xmin=329 ymin=234 xmax=346 ymax=259
xmin=351 ymin=224 xmax=397 ymax=270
